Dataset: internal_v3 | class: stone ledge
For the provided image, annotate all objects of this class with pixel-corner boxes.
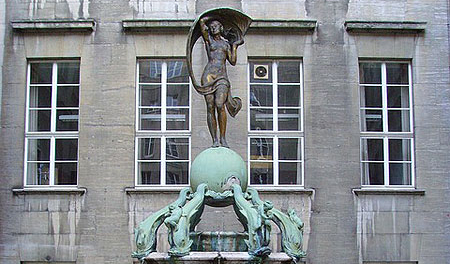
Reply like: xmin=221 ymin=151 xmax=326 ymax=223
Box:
xmin=125 ymin=187 xmax=314 ymax=195
xmin=11 ymin=19 xmax=95 ymax=33
xmin=249 ymin=19 xmax=317 ymax=32
xmin=122 ymin=19 xmax=317 ymax=33
xmin=12 ymin=187 xmax=87 ymax=195
xmin=122 ymin=19 xmax=194 ymax=32
xmin=352 ymin=188 xmax=425 ymax=196
xmin=141 ymin=252 xmax=303 ymax=264
xmin=345 ymin=21 xmax=426 ymax=34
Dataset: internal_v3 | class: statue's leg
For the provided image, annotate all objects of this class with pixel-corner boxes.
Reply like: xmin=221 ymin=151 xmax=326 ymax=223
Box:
xmin=205 ymin=94 xmax=219 ymax=147
xmin=168 ymin=184 xmax=207 ymax=257
xmin=132 ymin=188 xmax=191 ymax=260
xmin=232 ymin=184 xmax=271 ymax=258
xmin=215 ymin=85 xmax=228 ymax=148
xmin=247 ymin=188 xmax=305 ymax=260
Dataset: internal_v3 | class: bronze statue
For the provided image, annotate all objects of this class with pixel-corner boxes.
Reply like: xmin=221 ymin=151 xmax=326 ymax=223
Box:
xmin=187 ymin=8 xmax=252 ymax=147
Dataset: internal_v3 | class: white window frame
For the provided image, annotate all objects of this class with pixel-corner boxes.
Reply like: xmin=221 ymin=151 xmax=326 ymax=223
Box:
xmin=247 ymin=59 xmax=305 ymax=187
xmin=24 ymin=60 xmax=80 ymax=187
xmin=359 ymin=61 xmax=415 ymax=188
xmin=135 ymin=59 xmax=191 ymax=187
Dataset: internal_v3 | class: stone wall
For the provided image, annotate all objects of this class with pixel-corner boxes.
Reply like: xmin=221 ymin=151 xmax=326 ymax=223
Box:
xmin=0 ymin=0 xmax=449 ymax=264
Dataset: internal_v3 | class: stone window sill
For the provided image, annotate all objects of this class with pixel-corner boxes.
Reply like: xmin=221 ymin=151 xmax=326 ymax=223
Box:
xmin=125 ymin=186 xmax=314 ymax=195
xmin=12 ymin=187 xmax=87 ymax=195
xmin=11 ymin=19 xmax=95 ymax=33
xmin=345 ymin=21 xmax=426 ymax=34
xmin=352 ymin=188 xmax=425 ymax=196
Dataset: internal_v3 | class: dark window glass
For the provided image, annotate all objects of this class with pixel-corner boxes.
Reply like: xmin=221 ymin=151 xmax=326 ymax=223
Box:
xmin=250 ymin=162 xmax=273 ymax=184
xmin=166 ymin=162 xmax=188 ymax=184
xmin=140 ymin=61 xmax=162 ymax=83
xmin=359 ymin=63 xmax=381 ymax=84
xmin=55 ymin=162 xmax=77 ymax=185
xmin=57 ymin=86 xmax=79 ymax=107
xmin=139 ymin=162 xmax=161 ymax=184
xmin=30 ymin=86 xmax=52 ymax=108
xmin=279 ymin=162 xmax=301 ymax=185
xmin=56 ymin=110 xmax=79 ymax=131
xmin=167 ymin=61 xmax=189 ymax=83
xmin=55 ymin=139 xmax=78 ymax=161
xmin=31 ymin=63 xmax=52 ymax=84
xmin=278 ymin=61 xmax=300 ymax=83
xmin=58 ymin=62 xmax=80 ymax=84
xmin=386 ymin=63 xmax=409 ymax=84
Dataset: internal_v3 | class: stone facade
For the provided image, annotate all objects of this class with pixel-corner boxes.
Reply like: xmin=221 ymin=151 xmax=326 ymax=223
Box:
xmin=0 ymin=1 xmax=449 ymax=264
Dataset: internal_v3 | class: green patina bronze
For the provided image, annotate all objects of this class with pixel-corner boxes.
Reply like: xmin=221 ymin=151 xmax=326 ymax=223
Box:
xmin=132 ymin=7 xmax=305 ymax=263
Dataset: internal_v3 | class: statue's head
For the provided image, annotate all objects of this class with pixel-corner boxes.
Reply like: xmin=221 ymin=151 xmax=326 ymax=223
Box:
xmin=209 ymin=20 xmax=223 ymax=35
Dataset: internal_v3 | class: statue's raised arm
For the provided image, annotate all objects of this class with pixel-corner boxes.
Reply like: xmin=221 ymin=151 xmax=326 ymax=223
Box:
xmin=186 ymin=8 xmax=252 ymax=148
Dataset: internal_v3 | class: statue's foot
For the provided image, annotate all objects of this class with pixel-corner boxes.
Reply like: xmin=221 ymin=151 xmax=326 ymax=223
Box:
xmin=220 ymin=138 xmax=229 ymax=148
xmin=212 ymin=140 xmax=220 ymax=148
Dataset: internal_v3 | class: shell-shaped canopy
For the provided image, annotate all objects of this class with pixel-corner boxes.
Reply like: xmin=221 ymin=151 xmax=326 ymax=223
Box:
xmin=186 ymin=7 xmax=253 ymax=90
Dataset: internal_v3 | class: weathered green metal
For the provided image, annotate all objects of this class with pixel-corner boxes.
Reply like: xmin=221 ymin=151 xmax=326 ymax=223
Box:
xmin=190 ymin=147 xmax=247 ymax=206
xmin=247 ymin=188 xmax=306 ymax=260
xmin=167 ymin=184 xmax=207 ymax=257
xmin=132 ymin=188 xmax=191 ymax=260
xmin=232 ymin=184 xmax=272 ymax=258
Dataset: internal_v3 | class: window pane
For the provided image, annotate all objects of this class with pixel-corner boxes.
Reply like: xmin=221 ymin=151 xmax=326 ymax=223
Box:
xmin=139 ymin=61 xmax=161 ymax=83
xmin=386 ymin=63 xmax=409 ymax=84
xmin=31 ymin=63 xmax=52 ymax=84
xmin=360 ymin=109 xmax=383 ymax=132
xmin=361 ymin=138 xmax=384 ymax=161
xmin=388 ymin=110 xmax=410 ymax=132
xmin=27 ymin=139 xmax=50 ymax=161
xmin=279 ymin=162 xmax=302 ymax=185
xmin=27 ymin=162 xmax=50 ymax=185
xmin=389 ymin=139 xmax=411 ymax=161
xmin=167 ymin=85 xmax=189 ymax=106
xmin=250 ymin=109 xmax=273 ymax=130
xmin=140 ymin=85 xmax=161 ymax=106
xmin=29 ymin=110 xmax=51 ymax=132
xmin=388 ymin=86 xmax=409 ymax=108
xmin=57 ymin=86 xmax=79 ymax=107
xmin=138 ymin=138 xmax=161 ymax=160
xmin=278 ymin=61 xmax=300 ymax=83
xmin=55 ymin=139 xmax=78 ymax=161
xmin=166 ymin=108 xmax=189 ymax=130
xmin=166 ymin=162 xmax=189 ymax=184
xmin=55 ymin=162 xmax=77 ymax=185
xmin=138 ymin=162 xmax=161 ymax=184
xmin=140 ymin=108 xmax=161 ymax=130
xmin=278 ymin=108 xmax=301 ymax=131
xmin=30 ymin=86 xmax=51 ymax=108
xmin=250 ymin=138 xmax=273 ymax=160
xmin=278 ymin=85 xmax=301 ymax=107
xmin=166 ymin=138 xmax=189 ymax=160
xmin=56 ymin=110 xmax=79 ymax=131
xmin=250 ymin=62 xmax=272 ymax=83
xmin=360 ymin=86 xmax=382 ymax=108
xmin=362 ymin=162 xmax=384 ymax=185
xmin=279 ymin=138 xmax=301 ymax=160
xmin=389 ymin=163 xmax=411 ymax=185
xmin=359 ymin=63 xmax=381 ymax=84
xmin=250 ymin=85 xmax=273 ymax=107
xmin=167 ymin=61 xmax=189 ymax=83
xmin=250 ymin=162 xmax=273 ymax=184
xmin=57 ymin=62 xmax=80 ymax=84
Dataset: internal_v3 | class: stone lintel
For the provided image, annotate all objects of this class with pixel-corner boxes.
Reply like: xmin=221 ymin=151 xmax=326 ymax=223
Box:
xmin=122 ymin=19 xmax=194 ymax=32
xmin=352 ymin=188 xmax=425 ymax=196
xmin=249 ymin=19 xmax=317 ymax=32
xmin=345 ymin=21 xmax=426 ymax=34
xmin=122 ymin=19 xmax=317 ymax=33
xmin=12 ymin=187 xmax=87 ymax=195
xmin=143 ymin=252 xmax=300 ymax=264
xmin=11 ymin=19 xmax=96 ymax=33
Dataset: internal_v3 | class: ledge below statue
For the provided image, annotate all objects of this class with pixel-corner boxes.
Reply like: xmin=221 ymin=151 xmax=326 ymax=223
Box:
xmin=140 ymin=252 xmax=305 ymax=264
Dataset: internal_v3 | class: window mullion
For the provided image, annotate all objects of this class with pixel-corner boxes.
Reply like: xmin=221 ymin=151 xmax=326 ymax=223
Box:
xmin=161 ymin=62 xmax=167 ymax=132
xmin=136 ymin=62 xmax=140 ymax=132
xmin=49 ymin=137 xmax=56 ymax=186
xmin=300 ymin=61 xmax=304 ymax=132
xmin=273 ymin=61 xmax=278 ymax=132
xmin=273 ymin=136 xmax=279 ymax=185
xmin=25 ymin=64 xmax=31 ymax=133
xmin=51 ymin=62 xmax=58 ymax=133
xmin=161 ymin=136 xmax=166 ymax=185
xmin=383 ymin=137 xmax=389 ymax=186
xmin=381 ymin=63 xmax=388 ymax=133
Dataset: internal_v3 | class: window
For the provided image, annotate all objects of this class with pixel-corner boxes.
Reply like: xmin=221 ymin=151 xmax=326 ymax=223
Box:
xmin=135 ymin=59 xmax=190 ymax=186
xmin=24 ymin=61 xmax=80 ymax=186
xmin=248 ymin=60 xmax=304 ymax=186
xmin=359 ymin=61 xmax=414 ymax=186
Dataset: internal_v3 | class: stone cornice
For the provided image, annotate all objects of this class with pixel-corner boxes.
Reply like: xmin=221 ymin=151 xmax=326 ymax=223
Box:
xmin=352 ymin=188 xmax=425 ymax=196
xmin=122 ymin=19 xmax=317 ymax=33
xmin=11 ymin=19 xmax=95 ymax=33
xmin=345 ymin=21 xmax=426 ymax=34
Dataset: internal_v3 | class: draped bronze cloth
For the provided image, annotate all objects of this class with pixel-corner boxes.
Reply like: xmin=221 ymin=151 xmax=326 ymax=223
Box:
xmin=186 ymin=7 xmax=252 ymax=117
